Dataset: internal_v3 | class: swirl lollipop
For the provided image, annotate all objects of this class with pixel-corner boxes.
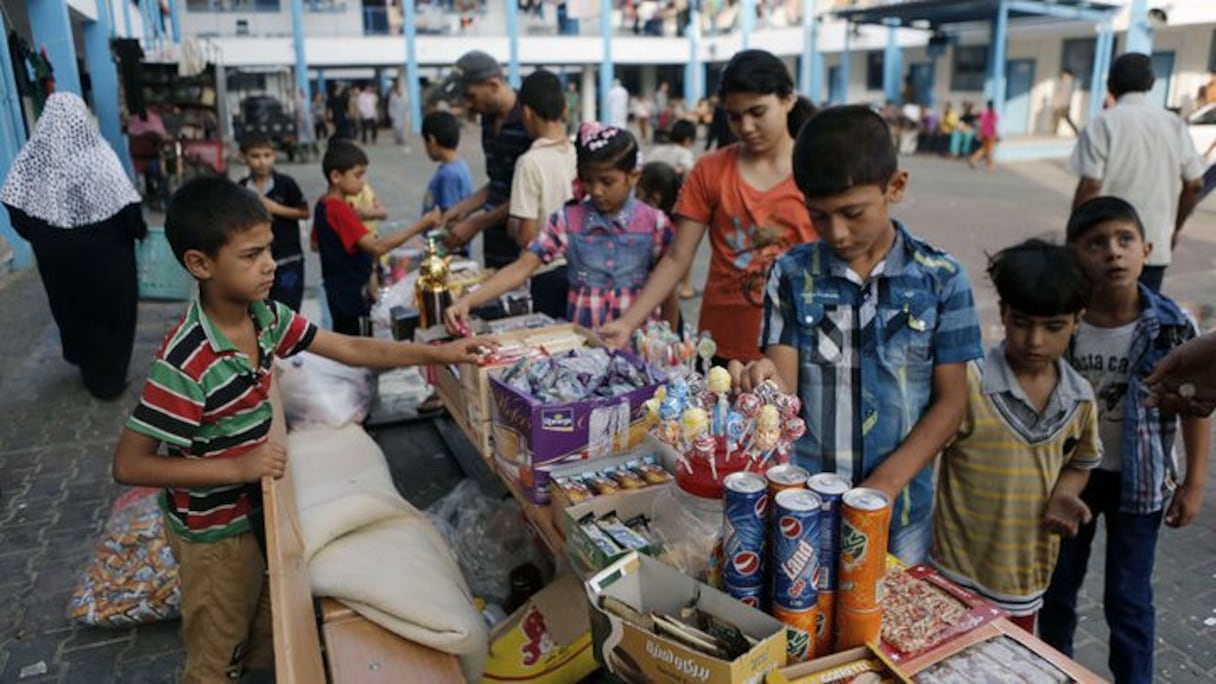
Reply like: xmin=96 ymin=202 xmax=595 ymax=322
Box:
xmin=781 ymin=416 xmax=807 ymax=443
xmin=775 ymin=393 xmax=802 ymax=419
xmin=659 ymin=395 xmax=683 ymax=421
xmin=755 ymin=380 xmax=780 ymax=406
xmin=736 ymin=392 xmax=761 ymax=419
xmin=726 ymin=410 xmax=747 ymax=460
xmin=692 ymin=433 xmax=718 ymax=480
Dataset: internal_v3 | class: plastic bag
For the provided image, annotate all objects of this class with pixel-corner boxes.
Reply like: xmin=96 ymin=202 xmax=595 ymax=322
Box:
xmin=68 ymin=488 xmax=181 ymax=627
xmin=277 ymin=351 xmax=374 ymax=430
xmin=426 ymin=480 xmax=548 ymax=605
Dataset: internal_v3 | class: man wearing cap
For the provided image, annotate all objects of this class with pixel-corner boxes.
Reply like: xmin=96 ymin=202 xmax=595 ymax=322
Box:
xmin=438 ymin=50 xmax=534 ymax=269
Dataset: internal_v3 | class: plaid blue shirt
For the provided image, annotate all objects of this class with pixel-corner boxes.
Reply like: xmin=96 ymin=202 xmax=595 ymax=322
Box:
xmin=761 ymin=223 xmax=983 ymax=530
xmin=1067 ymin=284 xmax=1197 ymax=515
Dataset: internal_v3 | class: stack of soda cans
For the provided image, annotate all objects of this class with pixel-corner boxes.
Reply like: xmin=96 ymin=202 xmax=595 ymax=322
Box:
xmin=718 ymin=465 xmax=892 ymax=662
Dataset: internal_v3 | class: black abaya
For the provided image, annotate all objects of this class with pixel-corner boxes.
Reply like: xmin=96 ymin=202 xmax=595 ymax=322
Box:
xmin=4 ymin=202 xmax=146 ymax=399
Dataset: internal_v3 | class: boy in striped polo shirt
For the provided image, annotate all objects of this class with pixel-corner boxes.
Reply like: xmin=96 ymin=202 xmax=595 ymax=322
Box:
xmin=931 ymin=239 xmax=1102 ymax=633
xmin=112 ymin=177 xmax=488 ymax=683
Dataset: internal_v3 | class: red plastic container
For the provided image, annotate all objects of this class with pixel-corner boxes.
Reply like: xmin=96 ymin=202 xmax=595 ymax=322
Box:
xmin=674 ymin=436 xmax=766 ymax=499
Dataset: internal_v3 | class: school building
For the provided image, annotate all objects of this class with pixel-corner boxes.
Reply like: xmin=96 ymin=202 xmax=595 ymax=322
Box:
xmin=3 ymin=0 xmax=1216 ymax=270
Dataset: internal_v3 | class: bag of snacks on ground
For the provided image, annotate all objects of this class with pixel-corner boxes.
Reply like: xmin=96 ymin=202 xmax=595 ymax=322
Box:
xmin=68 ymin=487 xmax=180 ymax=627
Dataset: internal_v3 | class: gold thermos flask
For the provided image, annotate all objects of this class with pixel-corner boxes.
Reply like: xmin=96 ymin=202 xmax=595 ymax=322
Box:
xmin=415 ymin=236 xmax=452 ymax=329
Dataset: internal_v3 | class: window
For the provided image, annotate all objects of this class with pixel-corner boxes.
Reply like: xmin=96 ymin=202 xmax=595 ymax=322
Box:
xmin=866 ymin=51 xmax=884 ymax=91
xmin=950 ymin=45 xmax=987 ymax=92
xmin=1061 ymin=38 xmax=1099 ymax=91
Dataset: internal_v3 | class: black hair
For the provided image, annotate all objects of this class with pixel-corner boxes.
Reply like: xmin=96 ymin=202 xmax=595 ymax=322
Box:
xmin=638 ymin=162 xmax=681 ymax=216
xmin=1066 ymin=196 xmax=1146 ymax=243
xmin=577 ymin=125 xmax=639 ymax=174
xmin=421 ymin=110 xmax=461 ymax=149
xmin=1109 ymin=53 xmax=1155 ymax=98
xmin=239 ymin=134 xmax=275 ymax=154
xmin=988 ymin=238 xmax=1091 ymax=317
xmin=668 ymin=120 xmax=697 ymax=145
xmin=322 ymin=140 xmax=369 ymax=182
xmin=519 ymin=69 xmax=565 ymax=122
xmin=165 ymin=176 xmax=270 ymax=264
xmin=718 ymin=49 xmax=816 ymax=138
xmin=793 ymin=105 xmax=896 ymax=199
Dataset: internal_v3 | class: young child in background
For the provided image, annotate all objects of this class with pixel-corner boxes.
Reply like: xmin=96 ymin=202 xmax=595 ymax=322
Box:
xmin=347 ymin=175 xmax=388 ymax=236
xmin=638 ymin=161 xmax=685 ymax=327
xmin=237 ymin=135 xmax=309 ymax=311
xmin=112 ymin=176 xmax=486 ymax=683
xmin=314 ymin=141 xmax=441 ymax=335
xmin=648 ymin=119 xmax=698 ymax=177
xmin=421 ymin=110 xmax=474 ymax=215
xmin=1041 ymin=196 xmax=1210 ymax=683
xmin=735 ymin=105 xmax=984 ymax=564
xmin=932 ymin=239 xmax=1101 ymax=633
xmin=445 ymin=124 xmax=677 ymax=333
xmin=508 ymin=68 xmax=577 ymax=320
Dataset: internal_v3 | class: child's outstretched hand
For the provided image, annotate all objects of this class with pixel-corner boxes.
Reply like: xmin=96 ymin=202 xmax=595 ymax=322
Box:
xmin=728 ymin=358 xmax=787 ymax=394
xmin=238 ymin=442 xmax=288 ymax=482
xmin=1164 ymin=481 xmax=1203 ymax=528
xmin=434 ymin=336 xmax=495 ymax=364
xmin=422 ymin=207 xmax=443 ymax=229
xmin=596 ymin=319 xmax=634 ymax=350
xmin=1042 ymin=492 xmax=1092 ymax=537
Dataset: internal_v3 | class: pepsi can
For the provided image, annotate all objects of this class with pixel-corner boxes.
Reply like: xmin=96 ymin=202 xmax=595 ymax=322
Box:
xmin=723 ymin=580 xmax=766 ymax=610
xmin=722 ymin=472 xmax=769 ymax=588
xmin=808 ymin=473 xmax=850 ymax=592
xmin=771 ymin=488 xmax=822 ymax=611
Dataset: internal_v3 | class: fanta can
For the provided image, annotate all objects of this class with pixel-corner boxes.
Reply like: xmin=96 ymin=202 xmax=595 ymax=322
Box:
xmin=838 ymin=488 xmax=892 ymax=611
xmin=772 ymin=604 xmax=819 ymax=662
xmin=837 ymin=605 xmax=883 ymax=649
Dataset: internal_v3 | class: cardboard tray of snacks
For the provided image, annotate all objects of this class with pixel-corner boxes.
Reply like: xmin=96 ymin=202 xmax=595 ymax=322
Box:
xmin=586 ymin=552 xmax=787 ymax=684
xmin=547 ymin=449 xmax=673 ymax=533
xmin=562 ymin=484 xmax=671 ymax=577
xmin=767 ymin=645 xmax=910 ymax=684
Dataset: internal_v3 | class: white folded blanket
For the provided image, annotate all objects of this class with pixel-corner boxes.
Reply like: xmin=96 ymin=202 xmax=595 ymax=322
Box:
xmin=288 ymin=425 xmax=488 ymax=682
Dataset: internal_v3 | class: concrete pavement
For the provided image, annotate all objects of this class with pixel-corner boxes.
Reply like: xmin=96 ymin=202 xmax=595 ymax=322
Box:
xmin=1 ymin=129 xmax=1214 ymax=682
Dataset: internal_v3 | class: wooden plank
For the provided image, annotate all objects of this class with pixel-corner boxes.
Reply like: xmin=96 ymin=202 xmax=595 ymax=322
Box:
xmin=263 ymin=380 xmax=328 ymax=684
xmin=319 ymin=599 xmax=464 ymax=684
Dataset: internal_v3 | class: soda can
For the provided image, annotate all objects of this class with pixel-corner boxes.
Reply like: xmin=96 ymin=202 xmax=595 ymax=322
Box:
xmin=808 ymin=473 xmax=850 ymax=592
xmin=722 ymin=471 xmax=769 ymax=588
xmin=814 ymin=590 xmax=836 ymax=657
xmin=771 ymin=604 xmax=819 ymax=663
xmin=766 ymin=463 xmax=810 ymax=498
xmin=771 ymin=488 xmax=822 ymax=611
xmin=837 ymin=605 xmax=883 ymax=650
xmin=838 ymin=488 xmax=892 ymax=611
xmin=723 ymin=580 xmax=766 ymax=610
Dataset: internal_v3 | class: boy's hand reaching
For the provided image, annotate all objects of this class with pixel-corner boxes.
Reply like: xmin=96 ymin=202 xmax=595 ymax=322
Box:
xmin=444 ymin=300 xmax=473 ymax=337
xmin=422 ymin=207 xmax=443 ymax=230
xmin=433 ymin=336 xmax=495 ymax=364
xmin=237 ymin=442 xmax=288 ymax=482
xmin=1042 ymin=492 xmax=1092 ymax=537
xmin=728 ymin=358 xmax=787 ymax=394
xmin=595 ymin=319 xmax=635 ymax=350
xmin=1165 ymin=481 xmax=1203 ymax=528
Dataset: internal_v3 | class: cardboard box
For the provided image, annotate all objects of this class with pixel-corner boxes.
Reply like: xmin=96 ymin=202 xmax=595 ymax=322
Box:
xmin=896 ymin=617 xmax=1105 ymax=683
xmin=766 ymin=646 xmax=910 ymax=684
xmin=490 ymin=350 xmax=662 ymax=504
xmin=481 ymin=574 xmax=599 ymax=683
xmin=547 ymin=449 xmax=672 ymax=529
xmin=586 ymin=552 xmax=787 ymax=684
xmin=562 ymin=484 xmax=671 ymax=576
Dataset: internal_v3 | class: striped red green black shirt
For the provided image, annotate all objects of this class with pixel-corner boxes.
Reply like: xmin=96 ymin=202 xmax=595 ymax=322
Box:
xmin=127 ymin=297 xmax=316 ymax=541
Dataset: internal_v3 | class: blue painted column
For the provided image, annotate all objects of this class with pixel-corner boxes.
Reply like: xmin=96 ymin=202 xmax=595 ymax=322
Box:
xmin=289 ymin=0 xmax=311 ymax=141
xmin=799 ymin=0 xmax=820 ymax=102
xmin=169 ymin=0 xmax=181 ymax=43
xmin=1124 ymin=0 xmax=1152 ymax=55
xmin=1088 ymin=19 xmax=1115 ymax=121
xmin=685 ymin=2 xmax=702 ymax=106
xmin=839 ymin=21 xmax=851 ymax=104
xmin=986 ymin=0 xmax=1009 ymax=120
xmin=30 ymin=0 xmax=84 ymax=96
xmin=0 ymin=27 xmax=32 ymax=270
xmin=600 ymin=0 xmax=613 ymax=120
xmin=882 ymin=19 xmax=902 ymax=104
xmin=506 ymin=0 xmax=521 ymax=88
xmin=740 ymin=0 xmax=755 ymax=50
xmin=86 ymin=0 xmax=135 ymax=178
xmin=402 ymin=0 xmax=421 ymax=134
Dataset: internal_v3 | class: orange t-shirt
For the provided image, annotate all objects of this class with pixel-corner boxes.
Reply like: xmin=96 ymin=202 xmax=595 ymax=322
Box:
xmin=674 ymin=145 xmax=817 ymax=362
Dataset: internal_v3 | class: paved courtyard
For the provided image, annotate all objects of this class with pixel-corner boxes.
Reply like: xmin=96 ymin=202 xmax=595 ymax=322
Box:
xmin=1 ymin=127 xmax=1215 ymax=682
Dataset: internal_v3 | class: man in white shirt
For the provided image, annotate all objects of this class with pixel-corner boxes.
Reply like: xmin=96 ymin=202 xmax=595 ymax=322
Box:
xmin=357 ymin=84 xmax=380 ymax=145
xmin=608 ymin=79 xmax=629 ymax=128
xmin=1071 ymin=53 xmax=1204 ymax=292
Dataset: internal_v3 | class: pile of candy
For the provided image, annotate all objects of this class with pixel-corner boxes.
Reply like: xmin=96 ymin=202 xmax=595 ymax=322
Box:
xmin=551 ymin=454 xmax=674 ymax=503
xmin=633 ymin=321 xmax=720 ymax=378
xmin=499 ymin=347 xmax=662 ymax=403
xmin=643 ymin=370 xmax=807 ymax=478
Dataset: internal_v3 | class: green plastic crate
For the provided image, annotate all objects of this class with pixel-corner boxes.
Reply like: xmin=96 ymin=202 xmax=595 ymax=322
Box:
xmin=136 ymin=226 xmax=195 ymax=301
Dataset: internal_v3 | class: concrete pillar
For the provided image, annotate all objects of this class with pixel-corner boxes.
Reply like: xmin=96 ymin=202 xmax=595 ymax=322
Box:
xmin=30 ymin=0 xmax=83 ymax=96
xmin=582 ymin=65 xmax=597 ymax=122
xmin=984 ymin=0 xmax=1008 ymax=120
xmin=882 ymin=20 xmax=902 ymax=104
xmin=1088 ymin=20 xmax=1115 ymax=121
xmin=600 ymin=0 xmax=614 ymax=121
xmin=741 ymin=0 xmax=755 ymax=50
xmin=839 ymin=22 xmax=850 ymax=104
xmin=169 ymin=0 xmax=181 ymax=43
xmin=1124 ymin=0 xmax=1152 ymax=55
xmin=86 ymin=0 xmax=134 ymax=178
xmin=684 ymin=5 xmax=702 ymax=106
xmin=403 ymin=0 xmax=422 ymax=134
xmin=506 ymin=0 xmax=521 ymax=88
xmin=0 ymin=27 xmax=32 ymax=270
xmin=289 ymin=0 xmax=311 ymax=139
xmin=799 ymin=0 xmax=821 ymax=103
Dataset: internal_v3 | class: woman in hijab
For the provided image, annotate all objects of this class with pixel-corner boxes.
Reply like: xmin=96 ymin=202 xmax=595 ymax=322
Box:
xmin=1 ymin=92 xmax=146 ymax=400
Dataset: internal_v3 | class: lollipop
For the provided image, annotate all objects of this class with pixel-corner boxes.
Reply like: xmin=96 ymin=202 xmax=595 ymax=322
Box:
xmin=659 ymin=395 xmax=683 ymax=421
xmin=656 ymin=420 xmax=681 ymax=446
xmin=751 ymin=427 xmax=780 ymax=464
xmin=653 ymin=385 xmax=668 ymax=403
xmin=781 ymin=417 xmax=807 ymax=443
xmin=775 ymin=393 xmax=802 ymax=419
xmin=642 ymin=398 xmax=660 ymax=428
xmin=736 ymin=392 xmax=761 ymax=418
xmin=680 ymin=407 xmax=709 ymax=443
xmin=669 ymin=377 xmax=690 ymax=403
xmin=755 ymin=380 xmax=780 ymax=405
xmin=757 ymin=404 xmax=781 ymax=432
xmin=707 ymin=367 xmax=731 ymax=394
xmin=707 ymin=366 xmax=732 ymax=436
xmin=726 ymin=410 xmax=747 ymax=460
xmin=696 ymin=332 xmax=717 ymax=374
xmin=692 ymin=433 xmax=718 ymax=480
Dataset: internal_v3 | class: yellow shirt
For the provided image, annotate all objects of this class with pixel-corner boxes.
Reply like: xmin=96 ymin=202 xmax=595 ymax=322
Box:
xmin=347 ymin=183 xmax=380 ymax=236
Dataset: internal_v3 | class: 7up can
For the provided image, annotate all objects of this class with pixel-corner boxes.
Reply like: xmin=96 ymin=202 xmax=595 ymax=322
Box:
xmin=838 ymin=488 xmax=892 ymax=611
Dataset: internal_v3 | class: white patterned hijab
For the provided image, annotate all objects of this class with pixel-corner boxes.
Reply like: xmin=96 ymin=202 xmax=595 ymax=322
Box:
xmin=1 ymin=92 xmax=141 ymax=228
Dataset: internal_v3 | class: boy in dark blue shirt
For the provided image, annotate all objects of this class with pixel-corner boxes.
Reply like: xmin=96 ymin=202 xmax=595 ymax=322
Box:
xmin=238 ymin=135 xmax=309 ymax=310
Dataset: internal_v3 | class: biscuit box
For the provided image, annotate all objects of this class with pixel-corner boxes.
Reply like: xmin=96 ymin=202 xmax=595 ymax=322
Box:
xmin=563 ymin=484 xmax=671 ymax=577
xmin=586 ymin=552 xmax=787 ymax=684
xmin=766 ymin=645 xmax=910 ymax=684
xmin=490 ymin=351 xmax=663 ymax=504
xmin=482 ymin=574 xmax=598 ymax=683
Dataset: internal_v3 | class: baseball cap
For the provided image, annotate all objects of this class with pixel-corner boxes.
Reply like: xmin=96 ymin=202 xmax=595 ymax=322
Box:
xmin=440 ymin=50 xmax=504 ymax=97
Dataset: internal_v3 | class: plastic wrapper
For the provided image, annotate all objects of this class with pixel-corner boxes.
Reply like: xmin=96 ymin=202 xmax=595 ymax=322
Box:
xmin=649 ymin=484 xmax=723 ymax=583
xmin=68 ymin=488 xmax=180 ymax=627
xmin=277 ymin=352 xmax=375 ymax=430
xmin=498 ymin=348 xmax=659 ymax=404
xmin=425 ymin=480 xmax=549 ymax=605
xmin=370 ymin=273 xmax=419 ymax=329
